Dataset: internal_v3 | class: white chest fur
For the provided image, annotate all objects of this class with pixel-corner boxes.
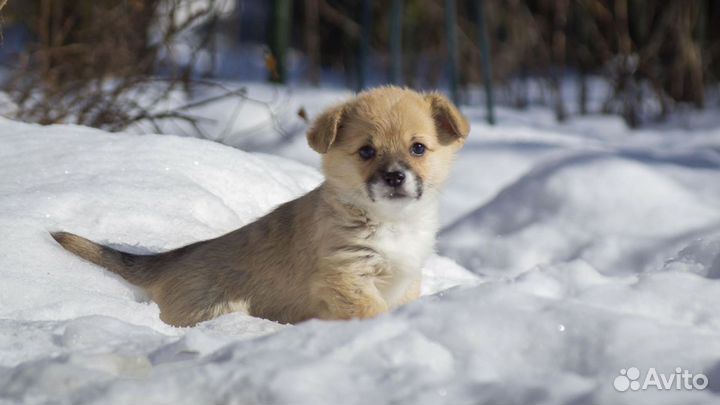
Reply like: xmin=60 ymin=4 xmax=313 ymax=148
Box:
xmin=365 ymin=199 xmax=438 ymax=304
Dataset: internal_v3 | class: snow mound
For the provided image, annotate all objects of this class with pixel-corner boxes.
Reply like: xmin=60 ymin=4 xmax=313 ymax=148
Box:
xmin=440 ymin=152 xmax=720 ymax=276
xmin=0 ymin=118 xmax=323 ymax=331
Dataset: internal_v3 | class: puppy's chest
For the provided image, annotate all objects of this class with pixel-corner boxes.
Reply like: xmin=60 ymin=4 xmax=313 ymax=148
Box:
xmin=326 ymin=204 xmax=438 ymax=305
xmin=364 ymin=220 xmax=435 ymax=305
xmin=368 ymin=222 xmax=435 ymax=273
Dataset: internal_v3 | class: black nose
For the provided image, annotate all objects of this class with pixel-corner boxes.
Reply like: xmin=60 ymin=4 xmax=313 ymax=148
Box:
xmin=383 ymin=171 xmax=405 ymax=187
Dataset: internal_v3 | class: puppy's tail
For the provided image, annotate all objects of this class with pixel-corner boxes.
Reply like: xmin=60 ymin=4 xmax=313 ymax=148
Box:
xmin=51 ymin=231 xmax=159 ymax=287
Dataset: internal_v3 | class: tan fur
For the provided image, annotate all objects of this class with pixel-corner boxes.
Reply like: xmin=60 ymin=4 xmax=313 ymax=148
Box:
xmin=52 ymin=86 xmax=469 ymax=327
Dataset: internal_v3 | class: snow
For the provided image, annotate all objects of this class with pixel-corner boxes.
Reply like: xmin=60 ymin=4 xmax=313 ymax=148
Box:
xmin=1 ymin=84 xmax=720 ymax=404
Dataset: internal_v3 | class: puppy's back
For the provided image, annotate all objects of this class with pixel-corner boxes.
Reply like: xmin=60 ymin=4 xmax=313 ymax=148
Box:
xmin=50 ymin=188 xmax=325 ymax=325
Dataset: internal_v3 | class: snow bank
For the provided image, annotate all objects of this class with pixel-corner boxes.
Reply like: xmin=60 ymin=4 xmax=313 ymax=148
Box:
xmin=2 ymin=86 xmax=720 ymax=404
xmin=440 ymin=153 xmax=720 ymax=276
xmin=0 ymin=118 xmax=320 ymax=330
xmin=438 ymin=105 xmax=720 ymax=277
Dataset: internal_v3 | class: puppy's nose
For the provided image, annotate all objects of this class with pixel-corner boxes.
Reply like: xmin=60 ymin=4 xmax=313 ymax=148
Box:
xmin=383 ymin=171 xmax=405 ymax=187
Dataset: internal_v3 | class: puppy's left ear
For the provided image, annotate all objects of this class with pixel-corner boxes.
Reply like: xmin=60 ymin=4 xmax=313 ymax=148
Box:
xmin=425 ymin=93 xmax=470 ymax=143
xmin=306 ymin=103 xmax=346 ymax=154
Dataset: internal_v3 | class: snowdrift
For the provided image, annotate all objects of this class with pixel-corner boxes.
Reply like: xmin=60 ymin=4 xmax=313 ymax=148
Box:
xmin=440 ymin=153 xmax=720 ymax=276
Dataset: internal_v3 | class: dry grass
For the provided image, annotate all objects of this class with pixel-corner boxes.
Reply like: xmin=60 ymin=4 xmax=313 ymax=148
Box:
xmin=0 ymin=0 xmax=245 ymax=136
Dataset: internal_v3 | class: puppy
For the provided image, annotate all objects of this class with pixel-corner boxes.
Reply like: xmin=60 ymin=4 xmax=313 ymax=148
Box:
xmin=52 ymin=86 xmax=469 ymax=326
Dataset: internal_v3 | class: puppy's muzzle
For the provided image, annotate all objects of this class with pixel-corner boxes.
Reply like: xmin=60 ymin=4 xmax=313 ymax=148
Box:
xmin=367 ymin=163 xmax=423 ymax=201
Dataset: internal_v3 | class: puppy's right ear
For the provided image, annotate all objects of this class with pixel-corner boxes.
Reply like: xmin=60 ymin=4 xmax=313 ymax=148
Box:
xmin=306 ymin=103 xmax=346 ymax=154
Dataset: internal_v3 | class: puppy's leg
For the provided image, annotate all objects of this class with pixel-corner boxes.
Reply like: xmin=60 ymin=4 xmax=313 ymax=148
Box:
xmin=317 ymin=282 xmax=388 ymax=320
xmin=313 ymin=263 xmax=388 ymax=320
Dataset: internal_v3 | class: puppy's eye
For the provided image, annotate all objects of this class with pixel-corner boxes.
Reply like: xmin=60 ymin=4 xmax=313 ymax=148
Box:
xmin=358 ymin=145 xmax=376 ymax=160
xmin=410 ymin=143 xmax=426 ymax=156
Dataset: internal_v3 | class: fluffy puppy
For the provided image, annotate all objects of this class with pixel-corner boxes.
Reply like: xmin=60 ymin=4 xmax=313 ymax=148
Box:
xmin=52 ymin=86 xmax=469 ymax=326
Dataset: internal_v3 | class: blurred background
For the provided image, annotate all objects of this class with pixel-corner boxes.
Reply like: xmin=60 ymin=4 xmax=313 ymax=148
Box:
xmin=0 ymin=0 xmax=719 ymax=134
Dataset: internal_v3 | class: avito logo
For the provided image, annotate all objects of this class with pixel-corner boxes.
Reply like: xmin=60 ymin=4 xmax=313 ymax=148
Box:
xmin=614 ymin=367 xmax=708 ymax=392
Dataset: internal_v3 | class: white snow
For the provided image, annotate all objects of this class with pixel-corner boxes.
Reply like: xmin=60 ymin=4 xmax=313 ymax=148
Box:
xmin=1 ymin=84 xmax=720 ymax=404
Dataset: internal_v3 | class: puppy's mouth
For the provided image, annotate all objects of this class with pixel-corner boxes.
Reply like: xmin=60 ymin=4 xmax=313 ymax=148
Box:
xmin=366 ymin=169 xmax=423 ymax=202
xmin=384 ymin=189 xmax=410 ymax=199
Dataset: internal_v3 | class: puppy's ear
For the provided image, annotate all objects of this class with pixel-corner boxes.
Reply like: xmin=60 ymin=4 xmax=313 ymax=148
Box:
xmin=306 ymin=103 xmax=346 ymax=154
xmin=425 ymin=92 xmax=470 ymax=143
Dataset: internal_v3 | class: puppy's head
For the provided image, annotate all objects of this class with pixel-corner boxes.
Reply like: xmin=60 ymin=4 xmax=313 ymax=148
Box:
xmin=307 ymin=86 xmax=469 ymax=206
